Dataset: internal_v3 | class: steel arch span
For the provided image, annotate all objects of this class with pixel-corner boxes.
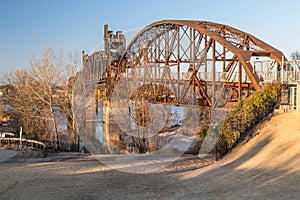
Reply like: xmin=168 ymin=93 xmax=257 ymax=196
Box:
xmin=107 ymin=20 xmax=286 ymax=107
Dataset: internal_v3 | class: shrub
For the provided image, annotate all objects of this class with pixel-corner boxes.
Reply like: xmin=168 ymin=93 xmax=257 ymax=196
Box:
xmin=217 ymin=82 xmax=281 ymax=156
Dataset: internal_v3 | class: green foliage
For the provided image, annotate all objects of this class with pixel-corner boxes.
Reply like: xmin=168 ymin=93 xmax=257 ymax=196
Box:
xmin=218 ymin=82 xmax=281 ymax=155
xmin=1 ymin=87 xmax=8 ymax=95
xmin=197 ymin=125 xmax=209 ymax=140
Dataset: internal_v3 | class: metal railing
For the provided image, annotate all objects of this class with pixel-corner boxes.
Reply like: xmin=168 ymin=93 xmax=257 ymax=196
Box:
xmin=0 ymin=138 xmax=46 ymax=151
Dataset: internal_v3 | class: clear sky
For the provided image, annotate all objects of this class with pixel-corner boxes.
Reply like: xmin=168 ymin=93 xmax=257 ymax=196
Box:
xmin=1 ymin=0 xmax=300 ymax=76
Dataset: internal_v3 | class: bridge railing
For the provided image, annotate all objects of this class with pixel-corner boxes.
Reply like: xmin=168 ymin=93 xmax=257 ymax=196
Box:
xmin=257 ymin=71 xmax=300 ymax=83
xmin=124 ymin=71 xmax=253 ymax=83
xmin=255 ymin=60 xmax=300 ymax=83
xmin=0 ymin=138 xmax=46 ymax=151
xmin=185 ymin=71 xmax=252 ymax=83
xmin=122 ymin=62 xmax=300 ymax=84
xmin=278 ymin=71 xmax=300 ymax=83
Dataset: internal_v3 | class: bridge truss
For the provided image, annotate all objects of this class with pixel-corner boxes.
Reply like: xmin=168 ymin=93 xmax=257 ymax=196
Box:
xmin=106 ymin=20 xmax=286 ymax=107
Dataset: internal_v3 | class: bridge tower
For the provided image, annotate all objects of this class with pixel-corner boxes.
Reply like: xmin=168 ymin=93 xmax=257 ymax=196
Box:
xmin=104 ymin=24 xmax=126 ymax=62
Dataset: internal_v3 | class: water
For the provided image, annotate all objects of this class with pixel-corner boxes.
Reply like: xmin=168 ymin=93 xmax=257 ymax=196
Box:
xmin=95 ymin=103 xmax=103 ymax=143
xmin=94 ymin=102 xmax=198 ymax=154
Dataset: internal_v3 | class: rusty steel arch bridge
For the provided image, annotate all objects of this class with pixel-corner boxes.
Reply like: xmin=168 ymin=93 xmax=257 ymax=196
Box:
xmin=75 ymin=20 xmax=293 ymax=156
xmin=80 ymin=20 xmax=288 ymax=110
xmin=101 ymin=20 xmax=286 ymax=108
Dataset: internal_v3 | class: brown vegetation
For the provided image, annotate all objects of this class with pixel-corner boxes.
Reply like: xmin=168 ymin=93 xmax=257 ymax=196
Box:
xmin=1 ymin=47 xmax=80 ymax=150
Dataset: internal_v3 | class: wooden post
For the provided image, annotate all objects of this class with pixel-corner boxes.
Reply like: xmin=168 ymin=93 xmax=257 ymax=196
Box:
xmin=19 ymin=127 xmax=22 ymax=157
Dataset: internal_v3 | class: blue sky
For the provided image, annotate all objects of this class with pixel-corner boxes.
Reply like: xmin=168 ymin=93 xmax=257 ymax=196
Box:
xmin=1 ymin=0 xmax=300 ymax=76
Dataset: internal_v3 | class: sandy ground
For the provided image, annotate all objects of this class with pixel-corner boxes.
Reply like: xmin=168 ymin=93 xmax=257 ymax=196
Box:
xmin=0 ymin=112 xmax=299 ymax=200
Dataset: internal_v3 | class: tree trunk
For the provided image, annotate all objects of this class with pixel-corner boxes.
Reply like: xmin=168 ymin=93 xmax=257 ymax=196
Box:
xmin=73 ymin=118 xmax=79 ymax=151
xmin=50 ymin=106 xmax=59 ymax=150
xmin=68 ymin=115 xmax=78 ymax=151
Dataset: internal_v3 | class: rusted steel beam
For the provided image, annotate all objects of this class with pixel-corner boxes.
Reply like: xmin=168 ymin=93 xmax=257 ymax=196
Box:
xmin=194 ymin=76 xmax=212 ymax=106
xmin=238 ymin=52 xmax=260 ymax=90
xmin=223 ymin=82 xmax=254 ymax=90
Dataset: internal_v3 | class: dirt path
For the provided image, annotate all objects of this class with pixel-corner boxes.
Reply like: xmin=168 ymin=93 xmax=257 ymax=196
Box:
xmin=0 ymin=112 xmax=299 ymax=199
xmin=0 ymin=149 xmax=17 ymax=162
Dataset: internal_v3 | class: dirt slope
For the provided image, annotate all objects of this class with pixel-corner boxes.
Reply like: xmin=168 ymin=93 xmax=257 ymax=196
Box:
xmin=178 ymin=112 xmax=300 ymax=199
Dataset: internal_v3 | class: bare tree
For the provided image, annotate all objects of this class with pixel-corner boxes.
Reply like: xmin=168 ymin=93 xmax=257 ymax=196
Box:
xmin=290 ymin=50 xmax=300 ymax=60
xmin=60 ymin=50 xmax=81 ymax=150
xmin=290 ymin=50 xmax=300 ymax=70
xmin=29 ymin=47 xmax=65 ymax=149
xmin=3 ymin=47 xmax=81 ymax=150
xmin=66 ymin=50 xmax=81 ymax=77
xmin=3 ymin=68 xmax=48 ymax=139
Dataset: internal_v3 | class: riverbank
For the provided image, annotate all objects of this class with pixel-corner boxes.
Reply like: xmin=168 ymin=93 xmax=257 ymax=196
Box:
xmin=0 ymin=112 xmax=299 ymax=199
